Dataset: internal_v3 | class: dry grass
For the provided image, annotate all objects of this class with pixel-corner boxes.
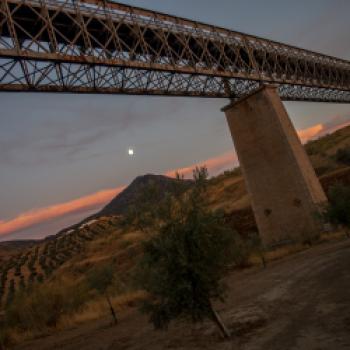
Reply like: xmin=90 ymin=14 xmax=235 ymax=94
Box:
xmin=121 ymin=231 xmax=145 ymax=245
xmin=1 ymin=282 xmax=146 ymax=347
xmin=252 ymin=230 xmax=349 ymax=266
xmin=0 ymin=327 xmax=35 ymax=348
xmin=241 ymin=229 xmax=349 ymax=270
xmin=264 ymin=244 xmax=306 ymax=262
xmin=319 ymin=229 xmax=349 ymax=242
xmin=206 ymin=175 xmax=250 ymax=213
xmin=60 ymin=290 xmax=147 ymax=328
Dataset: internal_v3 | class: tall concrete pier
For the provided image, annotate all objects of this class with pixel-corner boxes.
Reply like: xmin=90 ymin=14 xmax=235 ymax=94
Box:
xmin=223 ymin=85 xmax=327 ymax=247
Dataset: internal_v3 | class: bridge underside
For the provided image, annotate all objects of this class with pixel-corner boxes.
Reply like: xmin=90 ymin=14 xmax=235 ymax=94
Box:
xmin=0 ymin=57 xmax=350 ymax=103
xmin=0 ymin=0 xmax=349 ymax=102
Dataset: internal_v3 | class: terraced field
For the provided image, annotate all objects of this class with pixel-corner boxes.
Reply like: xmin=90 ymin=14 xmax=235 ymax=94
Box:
xmin=0 ymin=217 xmax=120 ymax=309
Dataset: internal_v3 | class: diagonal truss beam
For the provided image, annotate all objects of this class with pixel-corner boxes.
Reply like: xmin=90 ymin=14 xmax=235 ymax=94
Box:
xmin=0 ymin=0 xmax=349 ymax=102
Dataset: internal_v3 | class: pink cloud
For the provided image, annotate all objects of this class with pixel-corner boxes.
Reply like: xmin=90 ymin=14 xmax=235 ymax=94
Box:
xmin=297 ymin=115 xmax=350 ymax=143
xmin=0 ymin=187 xmax=124 ymax=237
xmin=297 ymin=123 xmax=324 ymax=143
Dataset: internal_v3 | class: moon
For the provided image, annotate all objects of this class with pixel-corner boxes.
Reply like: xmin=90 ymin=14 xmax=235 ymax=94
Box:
xmin=128 ymin=148 xmax=134 ymax=156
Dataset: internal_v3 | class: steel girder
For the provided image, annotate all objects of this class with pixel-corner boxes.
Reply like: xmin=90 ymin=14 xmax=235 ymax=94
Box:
xmin=0 ymin=0 xmax=349 ymax=102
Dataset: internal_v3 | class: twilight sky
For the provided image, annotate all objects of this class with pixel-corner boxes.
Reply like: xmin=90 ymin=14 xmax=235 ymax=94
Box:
xmin=1 ymin=0 xmax=350 ymax=241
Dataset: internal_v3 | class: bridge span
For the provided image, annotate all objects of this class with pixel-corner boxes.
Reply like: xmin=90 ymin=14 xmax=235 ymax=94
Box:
xmin=0 ymin=0 xmax=349 ymax=102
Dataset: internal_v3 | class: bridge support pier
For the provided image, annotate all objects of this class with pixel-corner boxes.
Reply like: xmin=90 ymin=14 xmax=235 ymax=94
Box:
xmin=223 ymin=85 xmax=327 ymax=247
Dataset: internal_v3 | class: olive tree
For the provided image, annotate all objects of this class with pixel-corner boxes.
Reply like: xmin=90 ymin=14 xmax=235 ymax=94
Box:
xmin=137 ymin=167 xmax=236 ymax=338
xmin=86 ymin=264 xmax=118 ymax=324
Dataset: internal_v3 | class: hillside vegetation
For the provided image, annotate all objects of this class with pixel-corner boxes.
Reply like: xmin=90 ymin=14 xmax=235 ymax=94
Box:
xmin=1 ymin=125 xmax=350 ymax=346
xmin=305 ymin=124 xmax=350 ymax=175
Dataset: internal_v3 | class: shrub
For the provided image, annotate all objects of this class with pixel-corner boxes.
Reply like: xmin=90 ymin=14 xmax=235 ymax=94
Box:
xmin=324 ymin=183 xmax=350 ymax=237
xmin=336 ymin=147 xmax=350 ymax=166
xmin=137 ymin=167 xmax=236 ymax=338
xmin=36 ymin=274 xmax=44 ymax=283
xmin=19 ymin=277 xmax=25 ymax=291
xmin=231 ymin=232 xmax=265 ymax=268
xmin=86 ymin=264 xmax=118 ymax=324
xmin=0 ymin=328 xmax=12 ymax=350
xmin=5 ymin=280 xmax=88 ymax=331
xmin=14 ymin=263 xmax=21 ymax=277
xmin=6 ymin=280 xmax=15 ymax=307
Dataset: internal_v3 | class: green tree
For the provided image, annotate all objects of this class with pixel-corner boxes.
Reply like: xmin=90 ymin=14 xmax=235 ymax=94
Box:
xmin=86 ymin=264 xmax=118 ymax=324
xmin=335 ymin=147 xmax=350 ymax=166
xmin=324 ymin=183 xmax=350 ymax=238
xmin=6 ymin=280 xmax=15 ymax=307
xmin=0 ymin=328 xmax=12 ymax=350
xmin=137 ymin=167 xmax=235 ymax=338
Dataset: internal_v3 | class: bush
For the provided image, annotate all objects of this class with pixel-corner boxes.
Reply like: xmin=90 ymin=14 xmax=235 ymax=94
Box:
xmin=324 ymin=183 xmax=350 ymax=237
xmin=86 ymin=264 xmax=118 ymax=324
xmin=6 ymin=280 xmax=15 ymax=307
xmin=5 ymin=280 xmax=88 ymax=331
xmin=137 ymin=167 xmax=236 ymax=338
xmin=336 ymin=147 xmax=350 ymax=166
xmin=0 ymin=328 xmax=12 ymax=350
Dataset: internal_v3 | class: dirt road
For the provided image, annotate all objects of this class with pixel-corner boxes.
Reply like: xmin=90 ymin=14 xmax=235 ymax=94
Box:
xmin=16 ymin=239 xmax=350 ymax=350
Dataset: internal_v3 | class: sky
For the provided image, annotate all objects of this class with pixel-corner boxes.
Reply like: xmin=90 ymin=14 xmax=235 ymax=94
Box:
xmin=0 ymin=0 xmax=350 ymax=241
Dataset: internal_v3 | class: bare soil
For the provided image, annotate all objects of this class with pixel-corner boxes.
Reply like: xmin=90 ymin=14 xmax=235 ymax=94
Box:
xmin=15 ymin=239 xmax=350 ymax=350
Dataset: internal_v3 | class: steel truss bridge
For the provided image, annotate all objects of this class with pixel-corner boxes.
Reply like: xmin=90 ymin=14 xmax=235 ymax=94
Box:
xmin=0 ymin=0 xmax=349 ymax=103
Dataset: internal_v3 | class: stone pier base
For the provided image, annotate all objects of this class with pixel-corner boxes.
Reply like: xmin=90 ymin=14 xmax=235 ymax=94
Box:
xmin=223 ymin=85 xmax=327 ymax=247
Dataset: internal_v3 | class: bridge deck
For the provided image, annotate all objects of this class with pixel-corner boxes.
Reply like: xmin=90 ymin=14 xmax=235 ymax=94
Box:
xmin=0 ymin=0 xmax=349 ymax=102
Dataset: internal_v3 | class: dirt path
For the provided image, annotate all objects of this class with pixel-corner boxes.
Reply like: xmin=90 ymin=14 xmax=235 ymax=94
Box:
xmin=16 ymin=239 xmax=350 ymax=350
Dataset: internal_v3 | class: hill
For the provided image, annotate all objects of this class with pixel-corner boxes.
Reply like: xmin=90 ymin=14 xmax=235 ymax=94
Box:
xmin=1 ymin=125 xmax=350 ymax=346
xmin=305 ymin=124 xmax=350 ymax=175
xmin=54 ymin=174 xmax=193 ymax=236
xmin=96 ymin=174 xmax=192 ymax=217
